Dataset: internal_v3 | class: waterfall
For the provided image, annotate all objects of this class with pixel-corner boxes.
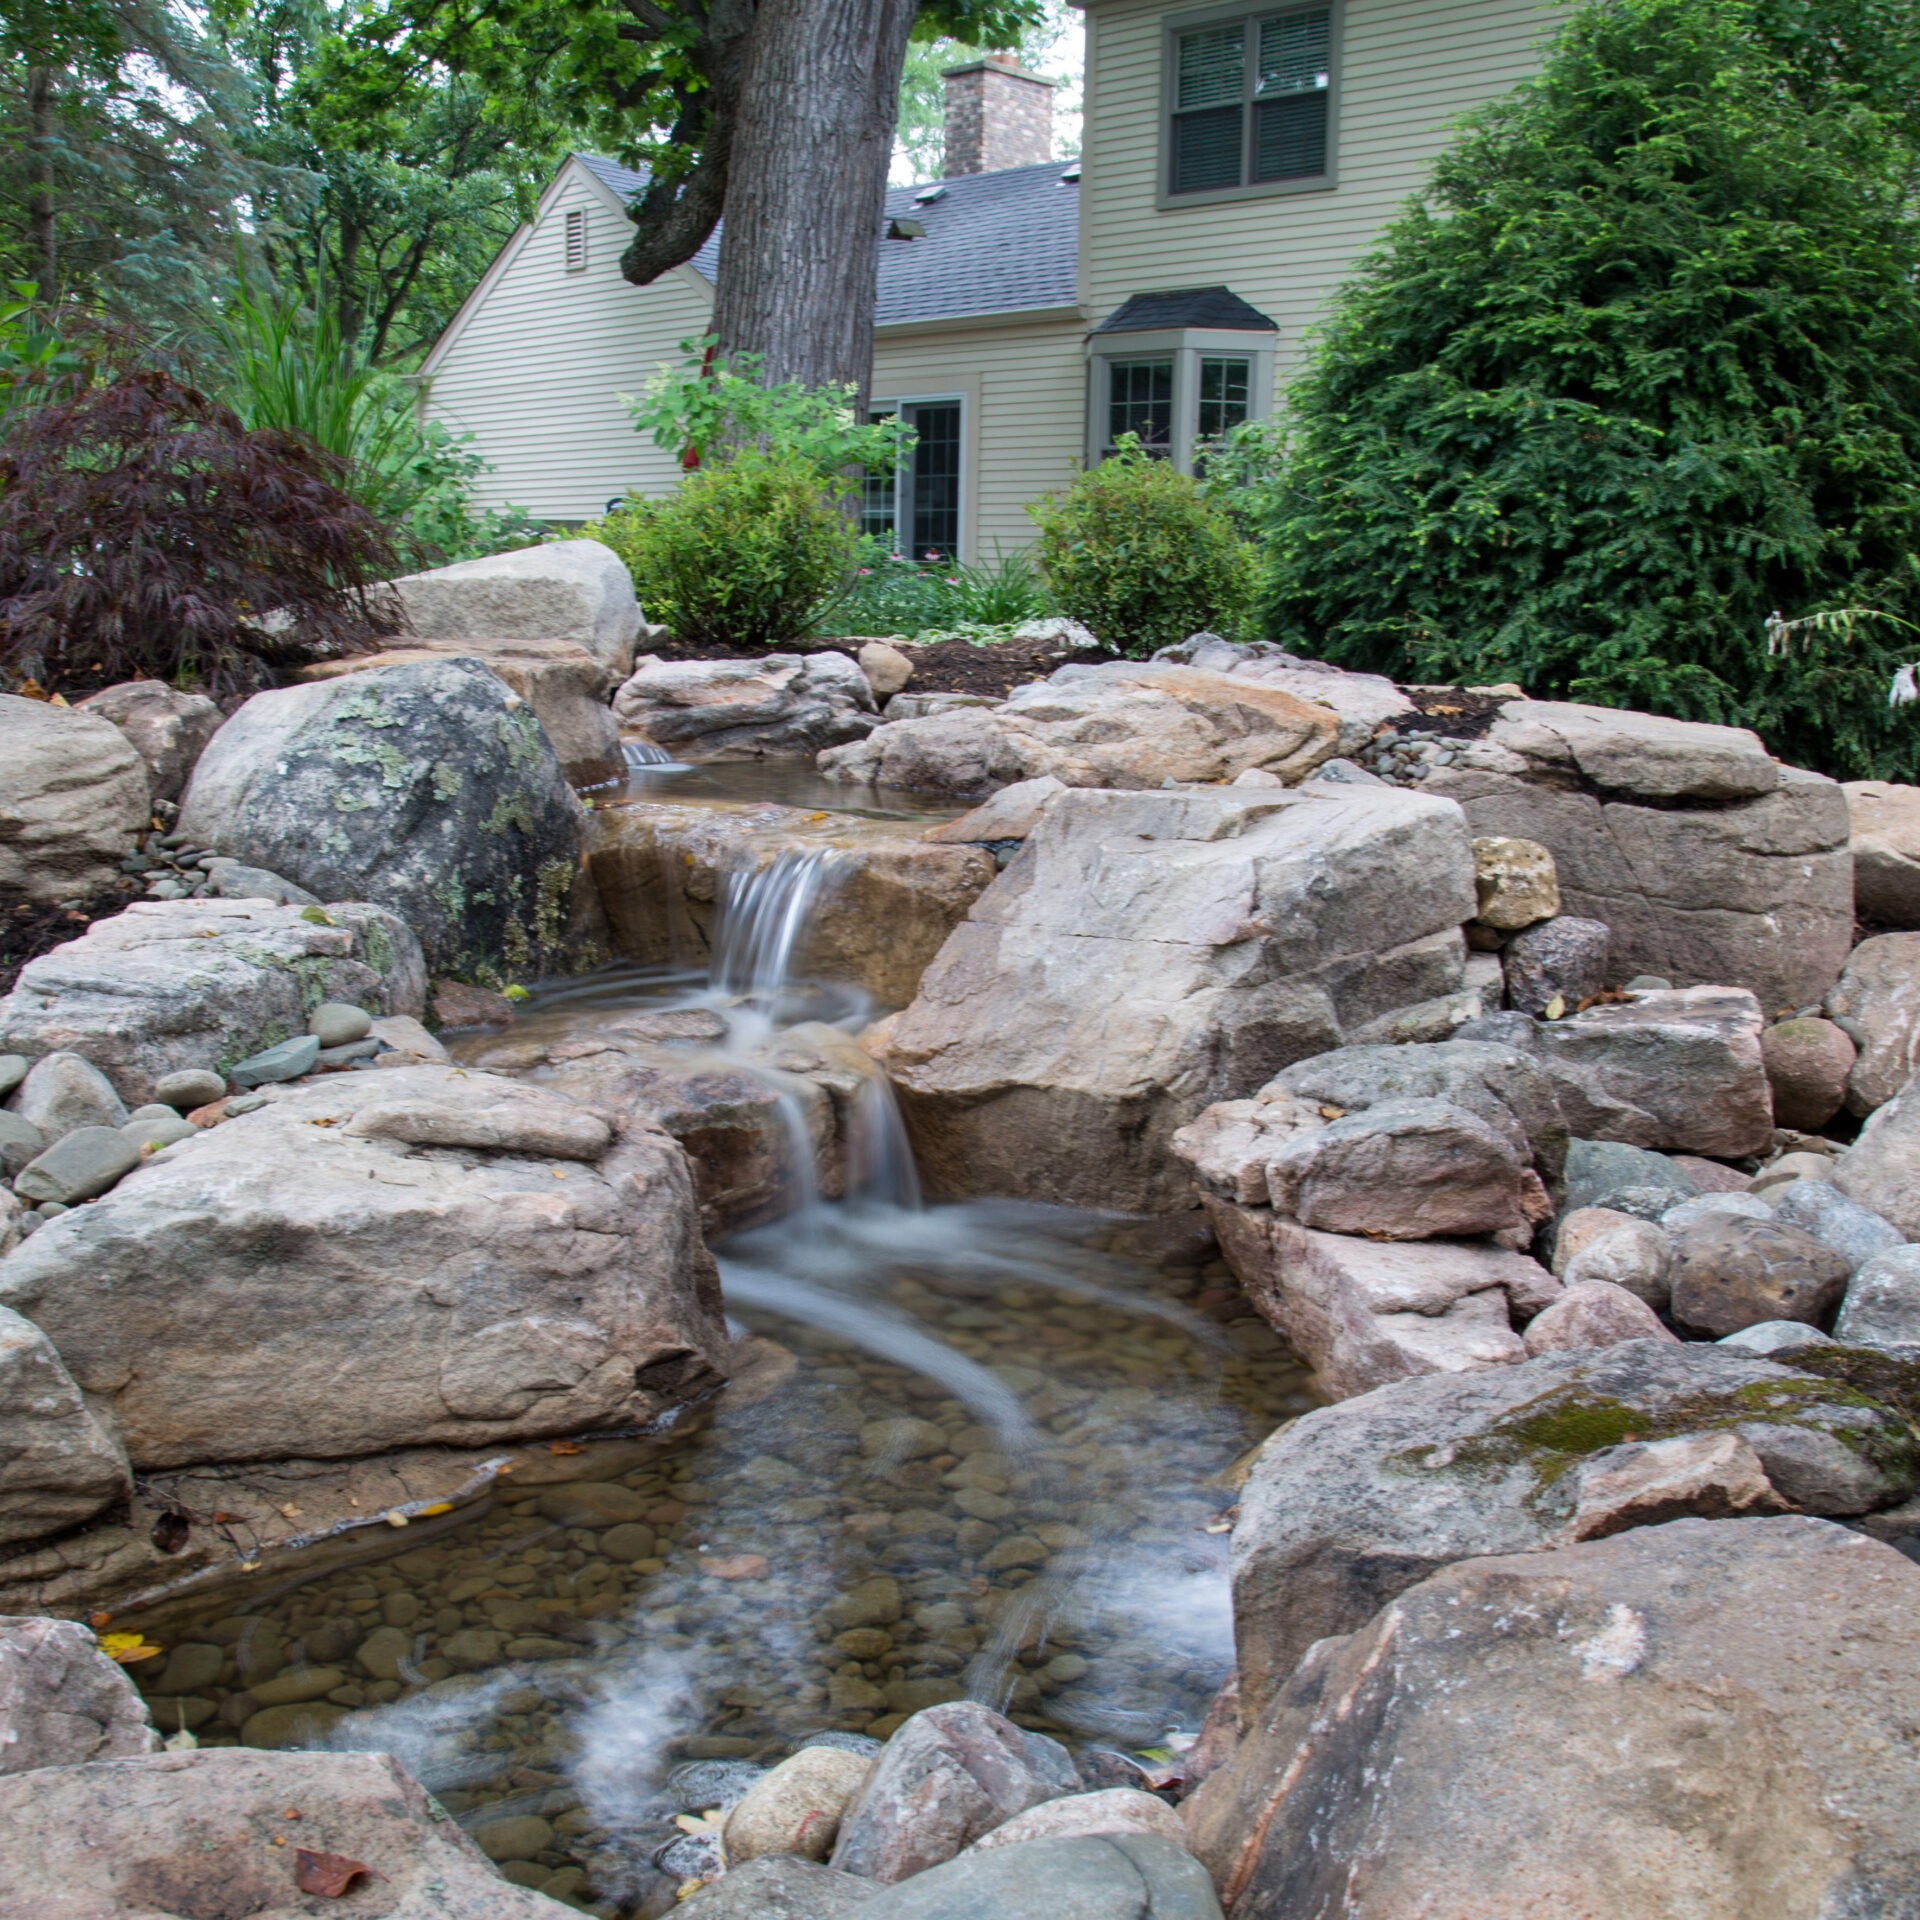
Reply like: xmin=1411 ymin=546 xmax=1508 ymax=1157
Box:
xmin=710 ymin=849 xmax=843 ymax=1006
xmin=622 ymin=738 xmax=675 ymax=769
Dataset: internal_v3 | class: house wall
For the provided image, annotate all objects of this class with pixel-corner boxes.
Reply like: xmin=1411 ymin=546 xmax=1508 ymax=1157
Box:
xmin=872 ymin=315 xmax=1087 ymax=558
xmin=1080 ymin=0 xmax=1559 ymax=389
xmin=420 ymin=165 xmax=712 ymax=522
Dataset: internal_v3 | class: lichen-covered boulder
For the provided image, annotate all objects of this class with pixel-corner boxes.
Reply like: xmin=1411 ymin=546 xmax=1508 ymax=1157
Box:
xmin=0 ymin=1065 xmax=726 ymax=1468
xmin=178 ymin=657 xmax=602 ymax=980
xmin=0 ymin=694 xmax=149 ymax=907
xmin=0 ymin=898 xmax=424 ymax=1106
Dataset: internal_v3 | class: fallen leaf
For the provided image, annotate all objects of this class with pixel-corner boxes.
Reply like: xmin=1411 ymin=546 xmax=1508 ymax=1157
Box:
xmin=163 ymin=1725 xmax=198 ymax=1752
xmin=418 ymin=1502 xmax=453 ymax=1516
xmin=548 ymin=1441 xmax=585 ymax=1456
xmin=88 ymin=1611 xmax=113 ymax=1631
xmin=151 ymin=1510 xmax=190 ymax=1555
xmin=674 ymin=1810 xmax=728 ymax=1839
xmin=210 ymin=1510 xmax=240 ymax=1524
xmin=276 ymin=1504 xmax=303 ymax=1520
xmin=674 ymin=1879 xmax=709 ymax=1901
xmin=1317 ymin=1105 xmax=1345 ymax=1120
xmin=1543 ymin=993 xmax=1566 ymax=1020
xmin=701 ymin=1553 xmax=770 ymax=1580
xmin=382 ymin=1510 xmax=409 ymax=1527
xmin=99 ymin=1632 xmax=163 ymax=1664
xmin=294 ymin=1849 xmax=376 ymax=1897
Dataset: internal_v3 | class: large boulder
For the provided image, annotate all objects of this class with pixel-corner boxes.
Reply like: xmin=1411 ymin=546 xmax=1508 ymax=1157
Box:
xmin=0 ymin=695 xmax=149 ymax=906
xmin=1835 ymin=1071 xmax=1920 ymax=1237
xmin=1465 ymin=987 xmax=1773 ymax=1158
xmin=1225 ymin=1339 xmax=1919 ymax=1718
xmin=882 ymin=786 xmax=1478 ymax=1210
xmin=177 ymin=657 xmax=601 ymax=981
xmin=1425 ymin=701 xmax=1852 ymax=1008
xmin=820 ymin=662 xmax=1340 ymax=796
xmin=0 ymin=1306 xmax=129 ymax=1551
xmin=0 ymin=1746 xmax=578 ymax=1917
xmin=1667 ymin=1213 xmax=1853 ymax=1335
xmin=1186 ymin=1518 xmax=1920 ymax=1920
xmin=1151 ymin=636 xmax=1414 ymax=757
xmin=586 ymin=800 xmax=994 ymax=1009
xmin=0 ymin=897 xmax=424 ymax=1107
xmin=857 ymin=1835 xmax=1220 ymax=1919
xmin=0 ymin=1065 xmax=726 ymax=1468
xmin=1826 ymin=932 xmax=1920 ymax=1115
xmin=379 ymin=537 xmax=642 ymax=681
xmin=615 ymin=652 xmax=879 ymax=759
xmin=1843 ymin=778 xmax=1920 ymax=927
xmin=301 ymin=638 xmax=624 ymax=786
xmin=75 ymin=681 xmax=222 ymax=804
xmin=1835 ymin=1245 xmax=1920 ymax=1355
xmin=0 ymin=1617 xmax=157 ymax=1773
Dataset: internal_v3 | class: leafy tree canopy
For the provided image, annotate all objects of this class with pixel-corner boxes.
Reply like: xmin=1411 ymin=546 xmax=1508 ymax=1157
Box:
xmin=1259 ymin=0 xmax=1920 ymax=780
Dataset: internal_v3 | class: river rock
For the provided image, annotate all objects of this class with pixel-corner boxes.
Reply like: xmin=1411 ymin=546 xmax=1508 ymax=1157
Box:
xmin=858 ymin=641 xmax=914 ymax=698
xmin=587 ymin=800 xmax=993 ymax=1010
xmin=922 ymin=776 xmax=1067 ymax=847
xmin=1825 ymin=932 xmax=1920 ymax=1115
xmin=1843 ymin=778 xmax=1920 ymax=926
xmin=1467 ymin=987 xmax=1772 ymax=1157
xmin=227 ymin=1033 xmax=321 ymax=1088
xmin=1720 ymin=1319 xmax=1837 ymax=1355
xmin=830 ymin=1700 xmax=1079 ymax=1883
xmin=725 ymin=1745 xmax=876 ymax=1863
xmin=1758 ymin=1013 xmax=1856 ymax=1130
xmin=0 ymin=1113 xmax=39 ymax=1180
xmin=124 ymin=1112 xmax=193 ymax=1152
xmin=1834 ymin=1246 xmax=1920 ymax=1354
xmin=858 ymin=1835 xmax=1220 ymax=1920
xmin=152 ymin=1068 xmax=226 ymax=1112
xmin=1767 ymin=1179 xmax=1905 ymax=1270
xmin=1501 ymin=914 xmax=1610 ymax=1016
xmin=1559 ymin=1428 xmax=1783 ymax=1539
xmin=0 ymin=694 xmax=149 ymax=907
xmin=1426 ymin=705 xmax=1851 ymax=1008
xmin=76 ymin=681 xmax=222 ymax=803
xmin=821 ymin=661 xmax=1339 ymax=795
xmin=1225 ymin=1340 xmax=1918 ymax=1717
xmin=677 ymin=1856 xmax=878 ymax=1917
xmin=177 ymin=657 xmax=599 ymax=980
xmin=1202 ymin=1210 xmax=1543 ymax=1399
xmin=1522 ymin=1279 xmax=1676 ymax=1355
xmin=967 ymin=1789 xmax=1188 ymax=1854
xmin=5 ymin=1050 xmax=127 ymax=1140
xmin=884 ymin=785 xmax=1477 ymax=1210
xmin=0 ymin=1305 xmax=129 ymax=1550
xmin=1554 ymin=1211 xmax=1673 ymax=1309
xmin=1186 ymin=1518 xmax=1920 ymax=1920
xmin=614 ymin=652 xmax=879 ymax=759
xmin=1668 ymin=1213 xmax=1854 ymax=1334
xmin=301 ymin=635 xmax=625 ymax=785
xmin=1470 ymin=835 xmax=1559 ymax=930
xmin=14 ymin=1126 xmax=142 ymax=1205
xmin=1835 ymin=1072 xmax=1920 ymax=1236
xmin=1559 ymin=1137 xmax=1699 ymax=1218
xmin=0 ymin=1617 xmax=157 ymax=1774
xmin=0 ymin=1065 xmax=726 ymax=1468
xmin=0 ymin=1745 xmax=575 ymax=1917
xmin=379 ymin=537 xmax=642 ymax=680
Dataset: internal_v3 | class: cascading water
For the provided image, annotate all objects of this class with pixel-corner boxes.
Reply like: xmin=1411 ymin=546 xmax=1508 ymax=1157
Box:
xmin=710 ymin=848 xmax=844 ymax=1008
xmin=621 ymin=737 xmax=677 ymax=769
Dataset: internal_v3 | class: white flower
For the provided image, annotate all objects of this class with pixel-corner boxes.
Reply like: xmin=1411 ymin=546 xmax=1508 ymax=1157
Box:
xmin=1891 ymin=665 xmax=1918 ymax=708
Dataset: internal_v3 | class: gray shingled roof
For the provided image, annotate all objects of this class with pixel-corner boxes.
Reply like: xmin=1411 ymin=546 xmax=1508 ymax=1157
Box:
xmin=1092 ymin=287 xmax=1278 ymax=333
xmin=573 ymin=153 xmax=1080 ymax=327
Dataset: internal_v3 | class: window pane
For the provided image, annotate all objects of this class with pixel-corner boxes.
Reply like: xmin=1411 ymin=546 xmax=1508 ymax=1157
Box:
xmin=1108 ymin=359 xmax=1174 ymax=455
xmin=906 ymin=401 xmax=961 ymax=560
xmin=1198 ymin=357 xmax=1251 ymax=440
xmin=863 ymin=408 xmax=898 ymax=545
xmin=1177 ymin=25 xmax=1244 ymax=108
xmin=1172 ymin=105 xmax=1244 ymax=194
xmin=1257 ymin=9 xmax=1331 ymax=96
xmin=1254 ymin=89 xmax=1329 ymax=181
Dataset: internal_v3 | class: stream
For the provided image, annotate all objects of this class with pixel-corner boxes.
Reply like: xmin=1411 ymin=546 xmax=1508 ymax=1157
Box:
xmin=125 ymin=758 xmax=1317 ymax=1917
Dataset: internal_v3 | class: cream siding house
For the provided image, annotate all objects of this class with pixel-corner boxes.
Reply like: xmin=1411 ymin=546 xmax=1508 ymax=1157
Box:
xmin=420 ymin=0 xmax=1559 ymax=555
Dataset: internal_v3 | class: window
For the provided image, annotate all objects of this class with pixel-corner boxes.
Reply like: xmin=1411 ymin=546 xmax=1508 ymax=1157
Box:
xmin=1086 ymin=330 xmax=1274 ymax=475
xmin=866 ymin=398 xmax=964 ymax=560
xmin=564 ymin=207 xmax=587 ymax=273
xmin=1166 ymin=4 xmax=1335 ymax=203
xmin=1107 ymin=359 xmax=1174 ymax=456
xmin=1197 ymin=356 xmax=1251 ymax=441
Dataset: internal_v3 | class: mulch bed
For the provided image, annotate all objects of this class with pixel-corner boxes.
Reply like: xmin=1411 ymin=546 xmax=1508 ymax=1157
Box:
xmin=1395 ymin=684 xmax=1513 ymax=740
xmin=639 ymin=629 xmax=1112 ymax=700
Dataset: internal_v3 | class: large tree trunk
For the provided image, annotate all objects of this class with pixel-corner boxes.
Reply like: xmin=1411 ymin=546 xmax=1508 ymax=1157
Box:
xmin=709 ymin=0 xmax=919 ymax=402
xmin=27 ymin=66 xmax=56 ymax=296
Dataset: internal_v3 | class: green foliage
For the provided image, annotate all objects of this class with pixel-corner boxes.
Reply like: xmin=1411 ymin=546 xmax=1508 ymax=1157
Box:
xmin=1256 ymin=0 xmax=1920 ymax=781
xmin=814 ymin=545 xmax=1056 ymax=636
xmin=0 ymin=284 xmax=82 ymax=422
xmin=585 ymin=451 xmax=860 ymax=650
xmin=894 ymin=1 xmax=1079 ymax=183
xmin=1029 ymin=440 xmax=1256 ymax=656
xmin=214 ymin=270 xmax=539 ymax=561
xmin=628 ymin=339 xmax=912 ymax=478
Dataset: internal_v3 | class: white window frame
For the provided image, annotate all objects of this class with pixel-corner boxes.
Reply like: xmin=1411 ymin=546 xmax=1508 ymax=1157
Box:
xmin=1159 ymin=0 xmax=1343 ymax=211
xmin=1084 ymin=330 xmax=1277 ymax=474
xmin=867 ymin=391 xmax=968 ymax=561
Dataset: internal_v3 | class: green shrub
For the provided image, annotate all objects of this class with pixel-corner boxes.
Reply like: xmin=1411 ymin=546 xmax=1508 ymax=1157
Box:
xmin=1028 ymin=441 xmax=1256 ymax=656
xmin=1257 ymin=0 xmax=1920 ymax=781
xmin=585 ymin=450 xmax=858 ymax=649
xmin=811 ymin=544 xmax=1056 ymax=637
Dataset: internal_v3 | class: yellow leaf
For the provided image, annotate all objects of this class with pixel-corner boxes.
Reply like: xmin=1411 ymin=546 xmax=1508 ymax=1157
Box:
xmin=383 ymin=1510 xmax=409 ymax=1527
xmin=418 ymin=1502 xmax=453 ymax=1516
xmin=1317 ymin=1105 xmax=1345 ymax=1120
xmin=276 ymin=1503 xmax=303 ymax=1520
xmin=99 ymin=1632 xmax=163 ymax=1664
xmin=1544 ymin=994 xmax=1566 ymax=1020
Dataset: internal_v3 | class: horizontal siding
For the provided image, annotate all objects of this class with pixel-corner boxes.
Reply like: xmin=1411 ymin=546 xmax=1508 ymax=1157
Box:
xmin=422 ymin=170 xmax=714 ymax=522
xmin=873 ymin=320 xmax=1087 ymax=558
xmin=1082 ymin=0 xmax=1558 ymax=390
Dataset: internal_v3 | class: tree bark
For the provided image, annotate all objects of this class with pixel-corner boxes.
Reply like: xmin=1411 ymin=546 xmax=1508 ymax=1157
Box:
xmin=27 ymin=66 xmax=57 ymax=297
xmin=709 ymin=0 xmax=918 ymax=401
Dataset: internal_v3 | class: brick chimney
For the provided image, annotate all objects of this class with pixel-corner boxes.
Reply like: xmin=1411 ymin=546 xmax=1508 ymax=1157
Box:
xmin=941 ymin=55 xmax=1057 ymax=177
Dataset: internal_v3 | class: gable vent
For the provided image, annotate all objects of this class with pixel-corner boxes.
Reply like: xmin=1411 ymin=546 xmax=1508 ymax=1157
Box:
xmin=565 ymin=207 xmax=587 ymax=273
